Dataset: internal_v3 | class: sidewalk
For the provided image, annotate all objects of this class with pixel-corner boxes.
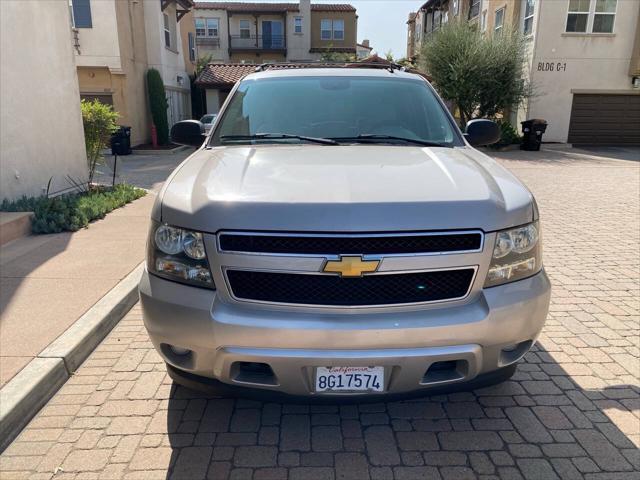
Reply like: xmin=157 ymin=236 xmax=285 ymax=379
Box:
xmin=0 ymin=194 xmax=154 ymax=387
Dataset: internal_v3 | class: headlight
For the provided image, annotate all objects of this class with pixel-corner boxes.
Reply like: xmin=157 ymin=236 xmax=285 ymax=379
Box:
xmin=148 ymin=221 xmax=215 ymax=289
xmin=484 ymin=222 xmax=542 ymax=287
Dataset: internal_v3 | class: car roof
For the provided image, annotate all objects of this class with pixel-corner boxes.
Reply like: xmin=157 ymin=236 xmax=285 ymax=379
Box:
xmin=242 ymin=67 xmax=426 ymax=82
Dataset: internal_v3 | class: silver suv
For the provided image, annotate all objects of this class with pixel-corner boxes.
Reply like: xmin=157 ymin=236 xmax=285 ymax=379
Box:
xmin=139 ymin=66 xmax=551 ymax=398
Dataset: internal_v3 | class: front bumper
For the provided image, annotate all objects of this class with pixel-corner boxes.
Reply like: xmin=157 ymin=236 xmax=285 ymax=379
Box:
xmin=140 ymin=268 xmax=550 ymax=397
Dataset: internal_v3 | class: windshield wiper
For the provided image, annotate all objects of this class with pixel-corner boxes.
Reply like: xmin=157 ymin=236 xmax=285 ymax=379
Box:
xmin=330 ymin=134 xmax=448 ymax=147
xmin=220 ymin=133 xmax=338 ymax=145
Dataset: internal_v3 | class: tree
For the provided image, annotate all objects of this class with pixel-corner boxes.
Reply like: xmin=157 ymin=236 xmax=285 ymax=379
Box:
xmin=320 ymin=47 xmax=357 ymax=62
xmin=189 ymin=54 xmax=215 ymax=120
xmin=196 ymin=53 xmax=215 ymax=75
xmin=146 ymin=68 xmax=169 ymax=145
xmin=80 ymin=99 xmax=119 ymax=185
xmin=419 ymin=21 xmax=531 ymax=127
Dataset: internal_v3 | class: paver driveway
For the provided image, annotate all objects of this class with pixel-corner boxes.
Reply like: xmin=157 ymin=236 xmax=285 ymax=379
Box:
xmin=1 ymin=148 xmax=639 ymax=480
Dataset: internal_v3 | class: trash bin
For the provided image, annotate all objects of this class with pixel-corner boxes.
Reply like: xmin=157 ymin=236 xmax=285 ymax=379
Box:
xmin=110 ymin=126 xmax=132 ymax=155
xmin=520 ymin=119 xmax=547 ymax=151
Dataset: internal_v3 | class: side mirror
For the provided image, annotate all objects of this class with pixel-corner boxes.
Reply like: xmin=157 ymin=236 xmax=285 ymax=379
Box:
xmin=464 ymin=119 xmax=501 ymax=146
xmin=170 ymin=120 xmax=206 ymax=147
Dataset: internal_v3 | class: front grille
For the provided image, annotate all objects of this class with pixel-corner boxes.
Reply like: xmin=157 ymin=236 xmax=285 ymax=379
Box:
xmin=219 ymin=232 xmax=482 ymax=255
xmin=226 ymin=268 xmax=475 ymax=306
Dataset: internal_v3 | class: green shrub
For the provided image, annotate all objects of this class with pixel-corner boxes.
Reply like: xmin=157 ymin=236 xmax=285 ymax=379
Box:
xmin=147 ymin=68 xmax=169 ymax=145
xmin=1 ymin=184 xmax=146 ymax=234
xmin=491 ymin=120 xmax=522 ymax=148
xmin=420 ymin=22 xmax=531 ymax=128
xmin=81 ymin=99 xmax=119 ymax=184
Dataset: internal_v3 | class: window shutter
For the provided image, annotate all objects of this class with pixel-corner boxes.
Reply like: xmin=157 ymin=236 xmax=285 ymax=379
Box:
xmin=72 ymin=0 xmax=92 ymax=28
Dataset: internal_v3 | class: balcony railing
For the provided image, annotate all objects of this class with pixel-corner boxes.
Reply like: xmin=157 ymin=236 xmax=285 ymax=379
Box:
xmin=230 ymin=35 xmax=286 ymax=50
xmin=196 ymin=36 xmax=221 ymax=47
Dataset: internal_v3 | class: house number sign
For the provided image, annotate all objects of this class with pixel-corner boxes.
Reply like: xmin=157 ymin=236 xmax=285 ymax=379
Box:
xmin=537 ymin=62 xmax=568 ymax=72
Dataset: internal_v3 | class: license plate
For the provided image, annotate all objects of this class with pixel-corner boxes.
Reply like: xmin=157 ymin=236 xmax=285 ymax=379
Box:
xmin=315 ymin=366 xmax=384 ymax=392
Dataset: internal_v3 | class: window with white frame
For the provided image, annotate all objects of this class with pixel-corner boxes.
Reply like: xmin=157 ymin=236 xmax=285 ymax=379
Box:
xmin=566 ymin=0 xmax=590 ymax=32
xmin=163 ymin=13 xmax=171 ymax=48
xmin=433 ymin=10 xmax=441 ymax=32
xmin=69 ymin=0 xmax=92 ymax=28
xmin=566 ymin=0 xmax=616 ymax=33
xmin=593 ymin=0 xmax=616 ymax=33
xmin=206 ymin=18 xmax=219 ymax=37
xmin=239 ymin=19 xmax=251 ymax=39
xmin=321 ymin=19 xmax=345 ymax=40
xmin=523 ymin=0 xmax=535 ymax=35
xmin=188 ymin=32 xmax=196 ymax=61
xmin=481 ymin=10 xmax=487 ymax=31
xmin=333 ymin=19 xmax=345 ymax=39
xmin=294 ymin=16 xmax=303 ymax=34
xmin=195 ymin=18 xmax=206 ymax=37
xmin=494 ymin=7 xmax=505 ymax=34
xmin=321 ymin=19 xmax=332 ymax=40
xmin=469 ymin=0 xmax=480 ymax=19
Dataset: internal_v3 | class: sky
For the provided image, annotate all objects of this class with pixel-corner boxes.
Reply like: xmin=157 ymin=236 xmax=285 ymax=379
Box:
xmin=196 ymin=0 xmax=426 ymax=60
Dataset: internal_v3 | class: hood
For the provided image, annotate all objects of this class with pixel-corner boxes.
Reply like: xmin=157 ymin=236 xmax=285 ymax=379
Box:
xmin=159 ymin=145 xmax=533 ymax=233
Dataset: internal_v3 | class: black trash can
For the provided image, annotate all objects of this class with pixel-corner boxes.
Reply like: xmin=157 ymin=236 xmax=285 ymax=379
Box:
xmin=110 ymin=126 xmax=132 ymax=155
xmin=520 ymin=119 xmax=547 ymax=151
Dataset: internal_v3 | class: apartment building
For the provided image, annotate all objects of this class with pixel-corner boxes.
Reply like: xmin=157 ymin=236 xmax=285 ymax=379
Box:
xmin=408 ymin=0 xmax=640 ymax=145
xmin=193 ymin=1 xmax=357 ymax=64
xmin=407 ymin=0 xmax=524 ymax=58
xmin=1 ymin=1 xmax=87 ymax=200
xmin=521 ymin=0 xmax=640 ymax=144
xmin=71 ymin=0 xmax=194 ymax=146
xmin=407 ymin=0 xmax=476 ymax=59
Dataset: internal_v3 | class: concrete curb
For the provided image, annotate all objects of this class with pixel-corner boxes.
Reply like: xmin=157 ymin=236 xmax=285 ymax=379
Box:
xmin=0 ymin=263 xmax=144 ymax=453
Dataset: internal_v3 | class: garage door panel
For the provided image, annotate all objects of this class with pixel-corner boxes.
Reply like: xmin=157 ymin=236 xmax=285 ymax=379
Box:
xmin=568 ymin=94 xmax=640 ymax=145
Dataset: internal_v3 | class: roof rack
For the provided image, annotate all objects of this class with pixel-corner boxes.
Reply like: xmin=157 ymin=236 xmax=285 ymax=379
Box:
xmin=254 ymin=61 xmax=406 ymax=74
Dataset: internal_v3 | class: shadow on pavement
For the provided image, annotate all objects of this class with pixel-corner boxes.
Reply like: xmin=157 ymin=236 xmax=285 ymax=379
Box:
xmin=163 ymin=340 xmax=639 ymax=479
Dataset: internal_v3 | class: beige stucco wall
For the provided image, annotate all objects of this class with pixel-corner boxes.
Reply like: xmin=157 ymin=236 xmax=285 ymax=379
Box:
xmin=194 ymin=9 xmax=230 ymax=62
xmin=288 ymin=0 xmax=312 ymax=61
xmin=145 ymin=2 xmax=190 ymax=91
xmin=522 ymin=0 xmax=640 ymax=142
xmin=310 ymin=10 xmax=357 ymax=51
xmin=206 ymin=89 xmax=221 ymax=114
xmin=230 ymin=52 xmax=287 ymax=63
xmin=483 ymin=0 xmax=521 ymax=32
xmin=75 ymin=0 xmax=150 ymax=146
xmin=115 ymin=0 xmax=151 ymax=145
xmin=1 ymin=0 xmax=87 ymax=200
xmin=180 ymin=10 xmax=197 ymax=76
xmin=73 ymin=0 xmax=122 ymax=72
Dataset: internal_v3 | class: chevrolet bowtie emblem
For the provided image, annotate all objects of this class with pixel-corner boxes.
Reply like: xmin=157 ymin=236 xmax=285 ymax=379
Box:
xmin=323 ymin=256 xmax=380 ymax=277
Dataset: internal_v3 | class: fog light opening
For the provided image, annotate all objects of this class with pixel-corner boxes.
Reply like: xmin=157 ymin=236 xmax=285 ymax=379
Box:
xmin=160 ymin=343 xmax=195 ymax=370
xmin=232 ymin=362 xmax=278 ymax=386
xmin=170 ymin=345 xmax=191 ymax=356
xmin=421 ymin=359 xmax=467 ymax=385
xmin=499 ymin=340 xmax=533 ymax=366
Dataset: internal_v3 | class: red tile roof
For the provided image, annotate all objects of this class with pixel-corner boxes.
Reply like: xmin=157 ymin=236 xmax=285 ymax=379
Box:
xmin=311 ymin=3 xmax=354 ymax=11
xmin=195 ymin=2 xmax=355 ymax=12
xmin=196 ymin=62 xmax=432 ymax=87
xmin=196 ymin=63 xmax=256 ymax=86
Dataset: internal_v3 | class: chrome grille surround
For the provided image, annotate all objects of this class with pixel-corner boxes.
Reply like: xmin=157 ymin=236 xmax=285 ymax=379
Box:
xmin=211 ymin=230 xmax=486 ymax=309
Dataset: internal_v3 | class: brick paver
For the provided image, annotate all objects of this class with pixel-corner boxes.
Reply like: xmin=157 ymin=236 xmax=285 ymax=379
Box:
xmin=1 ymin=151 xmax=639 ymax=479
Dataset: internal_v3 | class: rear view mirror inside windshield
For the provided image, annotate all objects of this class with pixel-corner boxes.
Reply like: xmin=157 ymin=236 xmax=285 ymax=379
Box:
xmin=319 ymin=78 xmax=351 ymax=90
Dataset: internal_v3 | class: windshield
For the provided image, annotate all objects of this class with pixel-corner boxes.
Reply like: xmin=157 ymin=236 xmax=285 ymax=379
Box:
xmin=210 ymin=76 xmax=459 ymax=146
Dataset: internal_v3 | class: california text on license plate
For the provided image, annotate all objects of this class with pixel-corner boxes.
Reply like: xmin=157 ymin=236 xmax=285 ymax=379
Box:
xmin=315 ymin=366 xmax=384 ymax=392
